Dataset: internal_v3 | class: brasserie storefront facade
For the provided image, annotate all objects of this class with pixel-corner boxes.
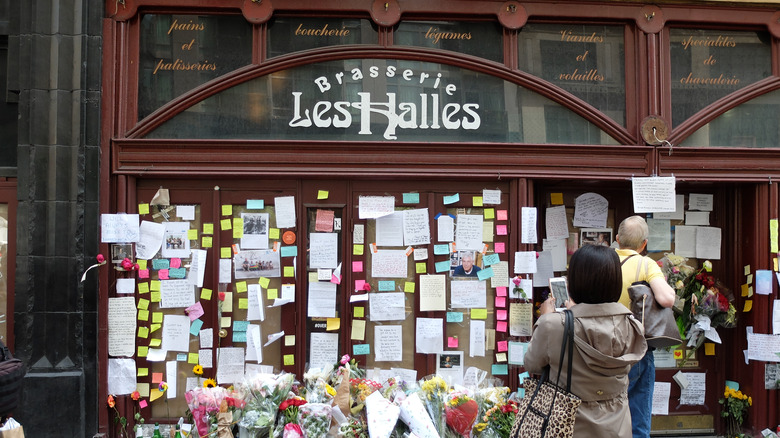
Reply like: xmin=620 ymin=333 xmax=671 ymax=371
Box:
xmin=85 ymin=0 xmax=780 ymax=436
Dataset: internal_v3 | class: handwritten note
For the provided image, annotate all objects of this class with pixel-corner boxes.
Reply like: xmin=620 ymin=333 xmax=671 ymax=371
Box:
xmin=358 ymin=196 xmax=395 ymax=219
xmin=309 ymin=332 xmax=339 ymax=370
xmin=416 ymin=317 xmax=443 ymax=354
xmin=162 ymin=314 xmax=191 ymax=352
xmin=108 ymin=297 xmax=137 ymax=357
xmin=371 ymin=250 xmax=408 ymax=278
xmin=374 ymin=325 xmax=403 ymax=362
xmin=437 ymin=214 xmax=455 ymax=242
xmin=509 ymin=302 xmax=533 ymax=336
xmin=215 ymin=347 xmax=245 ymax=385
xmin=308 ymin=282 xmax=337 ymax=318
xmin=632 ymin=177 xmax=676 ymax=213
xmin=309 ymin=232 xmax=339 ymax=269
xmin=369 ymin=292 xmax=406 ymax=321
xmin=376 ymin=212 xmax=404 ymax=247
xmin=274 ymin=196 xmax=296 ymax=228
xmin=574 ymin=192 xmax=609 ymax=228
xmin=514 ymin=251 xmax=537 ymax=274
xmin=521 ymin=207 xmax=538 ymax=244
xmin=450 ymin=280 xmax=487 ymax=308
xmin=135 ymin=220 xmax=166 ymax=260
xmin=545 ymin=205 xmax=569 ymax=241
xmin=160 ymin=280 xmax=195 ymax=308
xmin=403 ymin=208 xmax=431 ymax=246
xmin=455 ymin=214 xmax=483 ymax=251
xmin=101 ymin=214 xmax=140 ymax=243
xmin=419 ymin=274 xmax=446 ymax=311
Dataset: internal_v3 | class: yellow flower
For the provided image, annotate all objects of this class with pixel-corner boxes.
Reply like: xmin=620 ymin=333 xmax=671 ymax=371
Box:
xmin=474 ymin=423 xmax=487 ymax=432
xmin=326 ymin=384 xmax=337 ymax=397
xmin=703 ymin=261 xmax=712 ymax=272
xmin=193 ymin=364 xmax=204 ymax=375
xmin=203 ymin=378 xmax=217 ymax=388
xmin=748 ymin=397 xmax=752 ymax=406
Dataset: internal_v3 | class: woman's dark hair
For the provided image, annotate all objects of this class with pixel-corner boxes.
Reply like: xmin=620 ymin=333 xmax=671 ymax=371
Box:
xmin=567 ymin=244 xmax=622 ymax=304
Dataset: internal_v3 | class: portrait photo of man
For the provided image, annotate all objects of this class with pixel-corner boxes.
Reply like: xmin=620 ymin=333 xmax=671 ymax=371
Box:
xmin=452 ymin=251 xmax=481 ymax=278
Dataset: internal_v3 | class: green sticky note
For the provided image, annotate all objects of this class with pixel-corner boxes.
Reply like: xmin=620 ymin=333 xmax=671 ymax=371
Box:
xmin=137 ymin=259 xmax=148 ymax=270
xmin=269 ymin=228 xmax=280 ymax=239
xmin=484 ymin=208 xmax=495 ymax=219
xmin=187 ymin=229 xmax=198 ymax=240
xmin=416 ymin=262 xmax=427 ymax=274
xmin=471 ymin=308 xmax=487 ymax=319
xmin=138 ymin=309 xmax=149 ymax=321
xmin=233 ymin=226 xmax=243 ymax=239
xmin=151 ymin=259 xmax=170 ymax=270
xmin=220 ymin=219 xmax=232 ymax=231
xmin=137 ymin=347 xmax=148 ymax=358
xmin=435 ymin=260 xmax=450 ymax=273
xmin=284 ymin=354 xmax=295 ymax=366
xmin=202 ymin=236 xmax=213 ymax=248
xmin=221 ymin=247 xmax=232 ymax=258
xmin=354 ymin=307 xmax=365 ymax=318
xmin=137 ymin=282 xmax=149 ymax=294
xmin=247 ymin=199 xmax=265 ymax=209
xmin=138 ymin=203 xmax=150 ymax=215
xmin=317 ymin=190 xmax=329 ymax=200
xmin=281 ymin=246 xmax=297 ymax=257
xmin=492 ymin=364 xmax=509 ymax=375
xmin=403 ymin=193 xmax=420 ymax=204
xmin=233 ymin=331 xmax=247 ymax=343
xmin=137 ymin=367 xmax=149 ymax=376
xmin=137 ymin=298 xmax=150 ymax=310
xmin=473 ymin=196 xmax=483 ymax=207
xmin=190 ymin=319 xmax=203 ymax=336
xmin=238 ymin=298 xmax=248 ymax=309
xmin=149 ymin=338 xmax=161 ymax=347
xmin=152 ymin=312 xmax=163 ymax=324
xmin=404 ymin=282 xmax=415 ymax=293
xmin=222 ymin=204 xmax=233 ymax=216
xmin=176 ymin=353 xmax=187 ymax=362
xmin=378 ymin=280 xmax=395 ymax=291
xmin=150 ymin=280 xmax=161 ymax=291
xmin=353 ymin=344 xmax=370 ymax=355
xmin=150 ymin=323 xmax=161 ymax=333
xmin=188 ymin=353 xmax=199 ymax=364
xmin=477 ymin=267 xmax=494 ymax=281
xmin=353 ymin=244 xmax=364 ymax=256
xmin=137 ymin=327 xmax=149 ymax=338
xmin=284 ymin=266 xmax=294 ymax=277
xmin=434 ymin=244 xmax=450 ymax=255
xmin=259 ymin=278 xmax=271 ymax=288
xmin=443 ymin=193 xmax=460 ymax=205
xmin=483 ymin=254 xmax=500 ymax=266
xmin=236 ymin=281 xmax=248 ymax=293
xmin=201 ymin=288 xmax=213 ymax=300
xmin=267 ymin=289 xmax=278 ymax=300
xmin=203 ymin=223 xmax=214 ymax=234
xmin=447 ymin=312 xmax=463 ymax=323
xmin=150 ymin=291 xmax=161 ymax=303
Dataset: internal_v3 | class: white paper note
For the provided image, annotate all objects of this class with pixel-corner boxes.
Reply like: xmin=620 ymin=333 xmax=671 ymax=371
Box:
xmin=542 ymin=238 xmax=567 ymax=272
xmin=653 ymin=194 xmax=685 ymax=220
xmin=688 ymin=193 xmax=713 ymax=211
xmin=218 ymin=258 xmax=232 ymax=284
xmin=403 ymin=208 xmax=431 ymax=246
xmin=437 ymin=215 xmax=455 ymax=242
xmin=450 ymin=280 xmax=487 ymax=308
xmin=101 ymin=214 xmax=140 ymax=243
xmin=116 ymin=278 xmax=135 ymax=294
xmin=189 ymin=249 xmax=207 ymax=287
xmin=309 ymin=332 xmax=339 ymax=370
xmin=674 ymin=225 xmax=697 ymax=258
xmin=308 ymin=282 xmax=337 ymax=318
xmin=108 ymin=297 xmax=136 ymax=357
xmin=162 ymin=314 xmax=191 ymax=353
xmin=455 ymin=214 xmax=484 ymax=251
xmin=685 ymin=211 xmax=710 ymax=226
xmin=376 ymin=212 xmax=404 ymax=247
xmin=532 ymin=251 xmax=554 ymax=287
xmin=632 ymin=176 xmax=676 ymax=213
xmin=245 ymin=324 xmax=263 ymax=363
xmin=679 ymin=372 xmax=706 ymax=405
xmin=545 ymin=205 xmax=569 ymax=241
xmin=652 ymin=382 xmax=671 ymax=415
xmin=647 ymin=219 xmax=671 ymax=252
xmin=419 ymin=274 xmax=446 ymax=311
xmin=353 ymin=224 xmax=365 ymax=244
xmin=369 ymin=292 xmax=407 ymax=321
xmin=416 ymin=317 xmax=444 ymax=354
xmin=469 ymin=320 xmax=486 ymax=357
xmin=160 ymin=279 xmax=195 ymax=308
xmin=695 ymin=226 xmax=721 ymax=260
xmin=107 ymin=358 xmax=137 ymax=395
xmin=216 ymin=347 xmax=245 ymax=384
xmin=247 ymin=284 xmax=265 ymax=321
xmin=198 ymin=349 xmax=212 ymax=368
xmin=274 ymin=196 xmax=296 ymax=228
xmin=483 ymin=189 xmax=501 ymax=205
xmin=135 ymin=220 xmax=165 ymax=259
xmin=309 ymin=232 xmax=339 ymax=269
xmin=372 ymin=249 xmax=408 ymax=278
xmin=359 ymin=196 xmax=395 ymax=219
xmin=199 ymin=328 xmax=213 ymax=349
xmin=514 ymin=251 xmax=537 ymax=274
xmin=166 ymin=360 xmax=177 ymax=399
xmin=375 ymin=325 xmax=403 ymax=362
xmin=521 ymin=207 xmax=538 ymax=244
xmin=574 ymin=192 xmax=609 ymax=227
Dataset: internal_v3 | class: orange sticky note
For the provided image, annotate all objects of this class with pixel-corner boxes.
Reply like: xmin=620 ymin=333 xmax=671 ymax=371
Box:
xmin=704 ymin=343 xmax=715 ymax=356
xmin=551 ymin=193 xmax=564 ymax=205
xmin=151 ymin=372 xmax=163 ymax=383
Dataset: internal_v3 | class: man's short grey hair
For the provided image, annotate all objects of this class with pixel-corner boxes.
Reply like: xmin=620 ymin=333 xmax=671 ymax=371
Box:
xmin=617 ymin=215 xmax=648 ymax=250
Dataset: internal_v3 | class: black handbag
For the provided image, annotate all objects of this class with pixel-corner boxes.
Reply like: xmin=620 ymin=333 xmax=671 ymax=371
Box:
xmin=622 ymin=254 xmax=683 ymax=349
xmin=0 ymin=339 xmax=25 ymax=417
xmin=511 ymin=310 xmax=581 ymax=438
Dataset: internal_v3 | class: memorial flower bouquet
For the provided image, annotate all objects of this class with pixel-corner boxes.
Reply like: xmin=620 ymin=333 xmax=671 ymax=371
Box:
xmin=474 ymin=399 xmax=518 ymax=438
xmin=235 ymin=373 xmax=296 ymax=438
xmin=185 ymin=386 xmax=232 ymax=437
xmin=719 ymin=385 xmax=751 ymax=437
xmin=297 ymin=402 xmax=333 ymax=438
xmin=419 ymin=375 xmax=450 ymax=437
xmin=349 ymin=378 xmax=383 ymax=414
xmin=445 ymin=392 xmax=479 ymax=438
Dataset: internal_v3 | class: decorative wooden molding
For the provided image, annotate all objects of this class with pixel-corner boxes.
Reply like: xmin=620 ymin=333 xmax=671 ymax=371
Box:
xmin=498 ymin=1 xmax=527 ymax=30
xmin=636 ymin=5 xmax=664 ymax=34
xmin=242 ymin=0 xmax=273 ymax=25
xmin=370 ymin=0 xmax=401 ymax=27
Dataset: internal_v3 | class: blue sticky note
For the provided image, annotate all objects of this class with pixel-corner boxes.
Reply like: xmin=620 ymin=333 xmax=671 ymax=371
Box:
xmin=232 ymin=331 xmax=247 ymax=343
xmin=477 ymin=267 xmax=495 ymax=281
xmin=151 ymin=259 xmax=170 ymax=270
xmin=434 ymin=244 xmax=450 ymax=255
xmin=446 ymin=312 xmax=463 ymax=323
xmin=492 ymin=364 xmax=509 ymax=375
xmin=725 ymin=380 xmax=739 ymax=391
xmin=280 ymin=246 xmax=297 ymax=257
xmin=443 ymin=193 xmax=460 ymax=205
xmin=435 ymin=260 xmax=450 ymax=273
xmin=247 ymin=199 xmax=265 ymax=209
xmin=378 ymin=280 xmax=395 ymax=291
xmin=403 ymin=193 xmax=420 ymax=204
xmin=483 ymin=253 xmax=500 ymax=266
xmin=177 ymin=353 xmax=187 ymax=362
xmin=168 ymin=268 xmax=187 ymax=279
xmin=233 ymin=320 xmax=250 ymax=332
xmin=353 ymin=344 xmax=370 ymax=355
xmin=190 ymin=319 xmax=204 ymax=336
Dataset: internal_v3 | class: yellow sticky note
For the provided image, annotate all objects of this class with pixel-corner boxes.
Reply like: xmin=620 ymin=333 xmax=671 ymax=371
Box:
xmin=484 ymin=208 xmax=495 ymax=219
xmin=327 ymin=317 xmax=341 ymax=331
xmin=285 ymin=335 xmax=296 ymax=346
xmin=137 ymin=346 xmax=149 ymax=357
xmin=496 ymin=352 xmax=507 ymax=363
xmin=267 ymin=289 xmax=278 ymax=300
xmin=354 ymin=307 xmax=365 ymax=318
xmin=673 ymin=349 xmax=684 ymax=360
xmin=137 ymin=327 xmax=149 ymax=338
xmin=201 ymin=288 xmax=213 ymax=300
xmin=743 ymin=300 xmax=752 ymax=312
xmin=774 ymin=258 xmax=778 ymax=272
xmin=471 ymin=308 xmax=488 ymax=319
xmin=221 ymin=316 xmax=231 ymax=328
xmin=150 ymin=323 xmax=161 ymax=333
xmin=138 ymin=203 xmax=150 ymax=215
xmin=284 ymin=266 xmax=294 ymax=277
xmin=238 ymin=298 xmax=248 ymax=309
xmin=236 ymin=281 xmax=248 ymax=293
xmin=748 ymin=286 xmax=754 ymax=297
xmin=473 ymin=196 xmax=483 ymax=207
xmin=259 ymin=277 xmax=271 ymax=288
xmin=149 ymin=389 xmax=164 ymax=403
xmin=220 ymin=219 xmax=232 ymax=231
xmin=308 ymin=272 xmax=319 ymax=283
xmin=351 ymin=319 xmax=366 ymax=341
xmin=222 ymin=204 xmax=233 ymax=216
xmin=149 ymin=338 xmax=161 ymax=347
xmin=150 ymin=280 xmax=161 ymax=291
xmin=137 ymin=298 xmax=150 ymax=310
xmin=551 ymin=193 xmax=564 ymax=205
xmin=269 ymin=228 xmax=280 ymax=239
xmin=188 ymin=229 xmax=198 ymax=240
xmin=137 ymin=259 xmax=148 ymax=270
xmin=188 ymin=353 xmax=199 ymax=364
xmin=233 ymin=225 xmax=243 ymax=239
xmin=152 ymin=312 xmax=163 ymax=324
xmin=150 ymin=291 xmax=161 ymax=303
xmin=203 ymin=223 xmax=214 ymax=234
xmin=416 ymin=262 xmax=427 ymax=274
xmin=222 ymin=292 xmax=233 ymax=312
xmin=138 ymin=309 xmax=149 ymax=321
xmin=220 ymin=247 xmax=231 ymax=259
xmin=353 ymin=244 xmax=364 ymax=256
xmin=283 ymin=354 xmax=295 ymax=366
xmin=137 ymin=367 xmax=149 ymax=377
xmin=741 ymin=284 xmax=749 ymax=297
xmin=771 ymin=219 xmax=779 ymax=253
xmin=318 ymin=190 xmax=329 ymax=200
xmin=704 ymin=343 xmax=715 ymax=356
xmin=137 ymin=282 xmax=149 ymax=294
xmin=404 ymin=282 xmax=415 ymax=293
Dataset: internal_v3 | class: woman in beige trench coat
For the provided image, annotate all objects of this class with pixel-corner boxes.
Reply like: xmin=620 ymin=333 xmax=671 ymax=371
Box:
xmin=524 ymin=244 xmax=647 ymax=437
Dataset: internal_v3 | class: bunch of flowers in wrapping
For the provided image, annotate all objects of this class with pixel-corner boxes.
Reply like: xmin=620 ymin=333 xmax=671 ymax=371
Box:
xmin=719 ymin=385 xmax=752 ymax=438
xmin=235 ymin=372 xmax=296 ymax=438
xmin=445 ymin=392 xmax=479 ymax=438
xmin=473 ymin=398 xmax=519 ymax=438
xmin=473 ymin=386 xmax=510 ymax=427
xmin=349 ymin=378 xmax=383 ymax=414
xmin=275 ymin=396 xmax=307 ymax=438
xmin=302 ymin=367 xmax=337 ymax=404
xmin=419 ymin=375 xmax=450 ymax=437
xmin=338 ymin=417 xmax=369 ymax=438
xmin=185 ymin=386 xmax=233 ymax=437
xmin=297 ymin=402 xmax=333 ymax=438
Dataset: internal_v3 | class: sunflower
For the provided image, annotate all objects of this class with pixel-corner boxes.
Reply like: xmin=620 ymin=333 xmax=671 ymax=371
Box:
xmin=203 ymin=378 xmax=217 ymax=388
xmin=193 ymin=364 xmax=204 ymax=376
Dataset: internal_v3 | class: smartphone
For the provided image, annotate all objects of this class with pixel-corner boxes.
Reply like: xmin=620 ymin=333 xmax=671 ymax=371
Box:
xmin=548 ymin=277 xmax=569 ymax=311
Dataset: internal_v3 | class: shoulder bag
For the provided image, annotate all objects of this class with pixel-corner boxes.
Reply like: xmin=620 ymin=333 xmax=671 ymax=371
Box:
xmin=510 ymin=309 xmax=581 ymax=438
xmin=622 ymin=254 xmax=683 ymax=349
xmin=0 ymin=339 xmax=25 ymax=417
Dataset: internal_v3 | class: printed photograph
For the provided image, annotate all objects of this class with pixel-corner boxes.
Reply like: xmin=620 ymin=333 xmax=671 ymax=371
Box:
xmin=234 ymin=249 xmax=281 ymax=278
xmin=580 ymin=228 xmax=613 ymax=248
xmin=450 ymin=250 xmax=482 ymax=278
xmin=110 ymin=243 xmax=133 ymax=264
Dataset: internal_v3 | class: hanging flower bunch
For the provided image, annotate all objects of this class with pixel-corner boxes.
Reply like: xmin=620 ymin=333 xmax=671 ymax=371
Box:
xmin=474 ymin=399 xmax=519 ymax=438
xmin=719 ymin=385 xmax=751 ymax=438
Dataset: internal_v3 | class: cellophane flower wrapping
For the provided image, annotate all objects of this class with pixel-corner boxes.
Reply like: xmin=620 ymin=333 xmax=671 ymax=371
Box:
xmin=418 ymin=376 xmax=449 ymax=438
xmin=283 ymin=423 xmax=305 ymax=438
xmin=445 ymin=392 xmax=479 ymax=438
xmin=398 ymin=392 xmax=440 ymax=438
xmin=185 ymin=386 xmax=231 ymax=437
xmin=235 ymin=372 xmax=296 ymax=437
xmin=364 ymin=390 xmax=400 ymax=438
xmin=298 ymin=403 xmax=332 ymax=438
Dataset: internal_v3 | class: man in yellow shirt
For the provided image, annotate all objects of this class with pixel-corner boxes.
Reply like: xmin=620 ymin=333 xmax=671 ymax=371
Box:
xmin=616 ymin=215 xmax=676 ymax=438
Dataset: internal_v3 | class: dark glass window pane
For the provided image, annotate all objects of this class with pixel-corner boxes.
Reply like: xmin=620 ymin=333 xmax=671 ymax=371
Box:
xmin=138 ymin=14 xmax=253 ymax=120
xmin=394 ymin=21 xmax=503 ymax=63
xmin=0 ymin=36 xmax=16 ymax=168
xmin=145 ymin=59 xmax=617 ymax=145
xmin=518 ymin=24 xmax=625 ymax=126
xmin=267 ymin=18 xmax=376 ymax=58
xmin=681 ymin=89 xmax=780 ymax=148
xmin=670 ymin=29 xmax=771 ymax=127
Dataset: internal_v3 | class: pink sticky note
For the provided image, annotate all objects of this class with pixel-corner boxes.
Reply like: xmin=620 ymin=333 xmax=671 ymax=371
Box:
xmin=496 ymin=286 xmax=507 ymax=297
xmin=151 ymin=372 xmax=163 ymax=383
xmin=139 ymin=400 xmax=148 ymax=409
xmin=170 ymin=258 xmax=182 ymax=269
xmin=355 ymin=279 xmax=366 ymax=291
xmin=494 ymin=242 xmax=505 ymax=253
xmin=497 ymin=340 xmax=508 ymax=352
xmin=496 ymin=225 xmax=508 ymax=235
xmin=186 ymin=302 xmax=205 ymax=322
xmin=496 ymin=321 xmax=508 ymax=332
xmin=497 ymin=210 xmax=508 ymax=221
xmin=495 ymin=296 xmax=506 ymax=308
xmin=157 ymin=269 xmax=169 ymax=280
xmin=448 ymin=336 xmax=459 ymax=348
xmin=138 ymin=269 xmax=150 ymax=279
xmin=352 ymin=261 xmax=363 ymax=273
xmin=497 ymin=309 xmax=508 ymax=321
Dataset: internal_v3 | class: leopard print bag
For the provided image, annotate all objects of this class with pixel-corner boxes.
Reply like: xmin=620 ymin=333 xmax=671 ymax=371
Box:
xmin=511 ymin=310 xmax=581 ymax=438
